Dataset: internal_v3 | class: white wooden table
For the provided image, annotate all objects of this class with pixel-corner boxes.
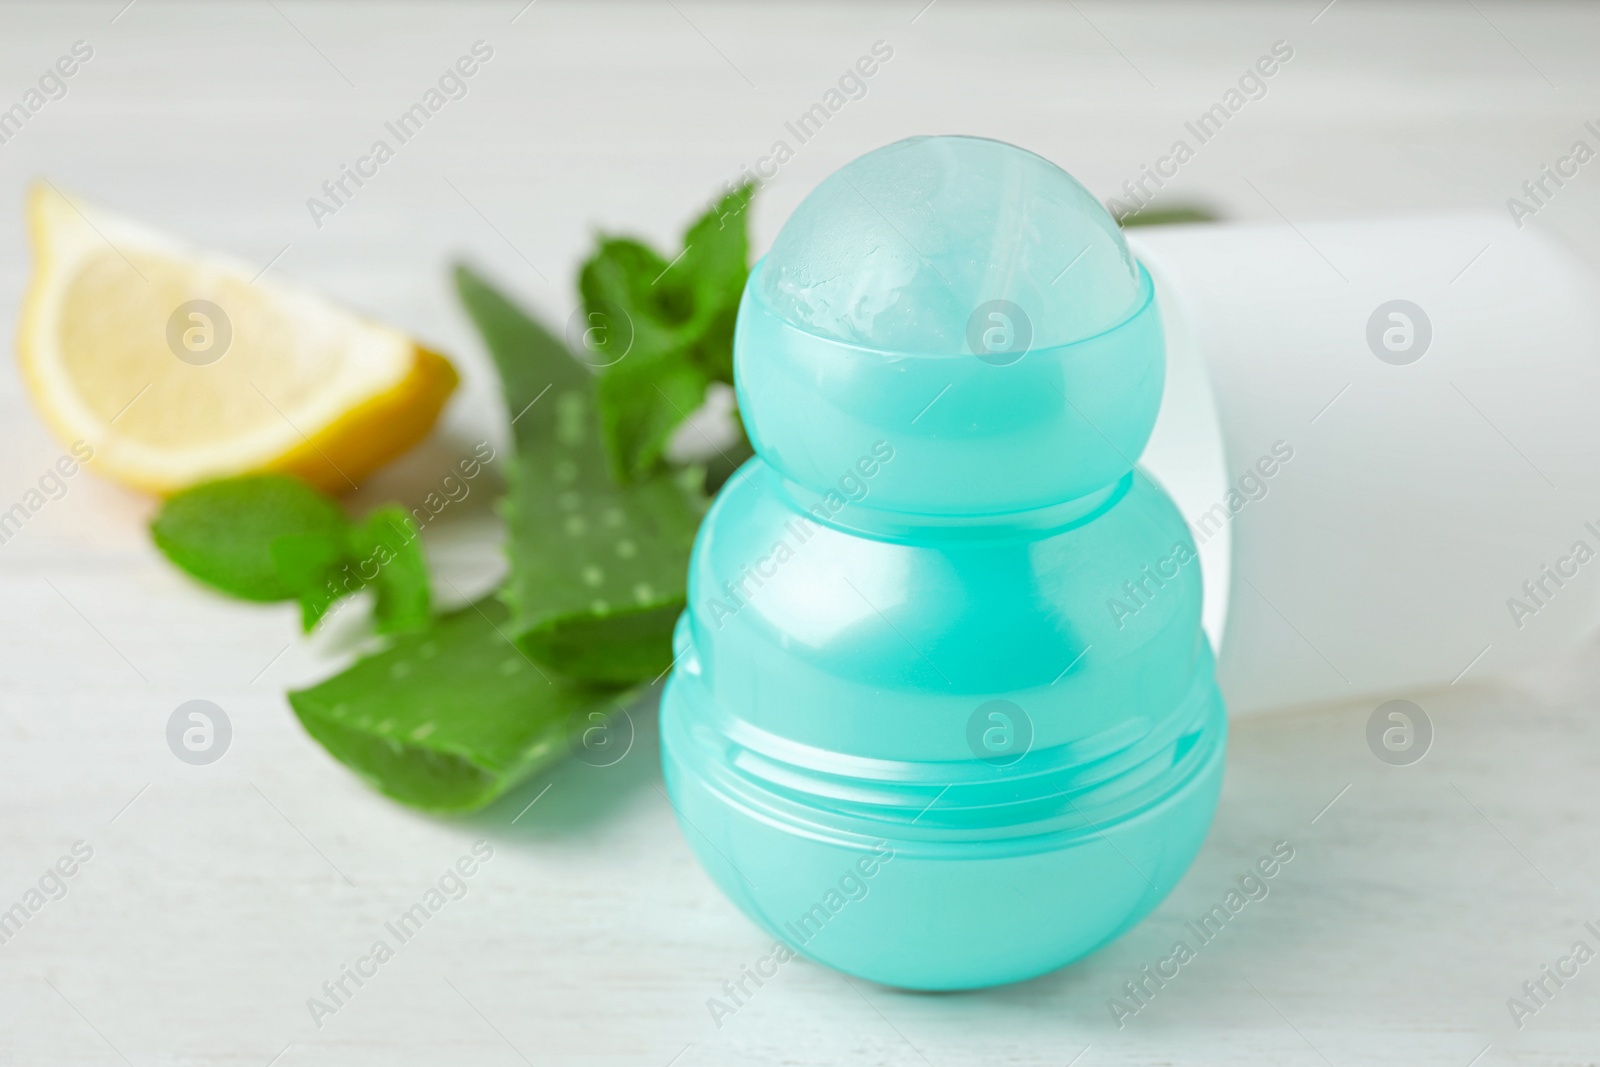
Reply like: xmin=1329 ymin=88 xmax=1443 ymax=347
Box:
xmin=3 ymin=2 xmax=1599 ymax=1063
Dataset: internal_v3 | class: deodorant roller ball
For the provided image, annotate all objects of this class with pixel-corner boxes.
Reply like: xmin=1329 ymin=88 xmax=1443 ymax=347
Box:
xmin=661 ymin=135 xmax=1226 ymax=990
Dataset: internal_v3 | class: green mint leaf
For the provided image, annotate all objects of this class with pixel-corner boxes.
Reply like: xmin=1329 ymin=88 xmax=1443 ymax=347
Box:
xmin=578 ymin=238 xmax=702 ymax=483
xmin=454 ymin=265 xmax=705 ymax=684
xmin=153 ymin=473 xmax=434 ymax=635
xmin=676 ymin=183 xmax=753 ymax=383
xmin=152 ymin=474 xmax=349 ymax=602
xmin=347 ymin=505 xmax=430 ymax=635
xmin=297 ymin=586 xmax=340 ymax=632
xmin=578 ymin=184 xmax=753 ymax=482
xmin=593 ymin=347 xmax=710 ymax=485
xmin=270 ymin=534 xmax=346 ymax=631
xmin=288 ymin=597 xmax=630 ymax=813
xmin=579 ymin=238 xmax=692 ymax=363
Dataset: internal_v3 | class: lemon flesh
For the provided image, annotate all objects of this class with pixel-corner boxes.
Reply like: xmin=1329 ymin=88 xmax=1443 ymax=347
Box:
xmin=18 ymin=184 xmax=457 ymax=495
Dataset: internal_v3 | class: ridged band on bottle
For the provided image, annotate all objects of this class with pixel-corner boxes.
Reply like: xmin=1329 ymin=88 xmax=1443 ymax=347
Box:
xmin=660 ymin=649 xmax=1226 ymax=858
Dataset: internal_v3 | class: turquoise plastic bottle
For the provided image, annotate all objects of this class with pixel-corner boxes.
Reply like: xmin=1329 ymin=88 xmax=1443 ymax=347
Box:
xmin=661 ymin=135 xmax=1226 ymax=991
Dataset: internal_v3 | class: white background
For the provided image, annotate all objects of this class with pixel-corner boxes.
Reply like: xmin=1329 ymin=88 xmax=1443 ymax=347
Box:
xmin=2 ymin=2 xmax=1599 ymax=1064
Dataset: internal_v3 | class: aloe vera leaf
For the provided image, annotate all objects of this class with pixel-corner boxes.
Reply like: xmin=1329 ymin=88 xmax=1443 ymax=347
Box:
xmin=288 ymin=597 xmax=629 ymax=813
xmin=453 ymin=265 xmax=704 ymax=684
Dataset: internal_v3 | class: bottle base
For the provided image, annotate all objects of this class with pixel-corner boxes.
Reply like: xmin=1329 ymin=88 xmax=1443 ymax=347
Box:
xmin=661 ymin=681 xmax=1227 ymax=991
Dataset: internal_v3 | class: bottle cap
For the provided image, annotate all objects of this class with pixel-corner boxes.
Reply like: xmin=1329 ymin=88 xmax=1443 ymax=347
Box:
xmin=736 ymin=135 xmax=1166 ymax=517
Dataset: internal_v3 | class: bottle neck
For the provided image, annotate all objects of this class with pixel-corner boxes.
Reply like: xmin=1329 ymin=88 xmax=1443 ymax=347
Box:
xmin=768 ymin=466 xmax=1136 ymax=544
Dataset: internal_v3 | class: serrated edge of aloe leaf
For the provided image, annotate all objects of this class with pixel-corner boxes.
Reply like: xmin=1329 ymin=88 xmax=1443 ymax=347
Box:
xmin=288 ymin=682 xmax=642 ymax=814
xmin=288 ymin=690 xmax=565 ymax=815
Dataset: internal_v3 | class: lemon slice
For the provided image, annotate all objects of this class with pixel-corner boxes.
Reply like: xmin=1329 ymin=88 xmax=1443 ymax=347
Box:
xmin=17 ymin=183 xmax=458 ymax=495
